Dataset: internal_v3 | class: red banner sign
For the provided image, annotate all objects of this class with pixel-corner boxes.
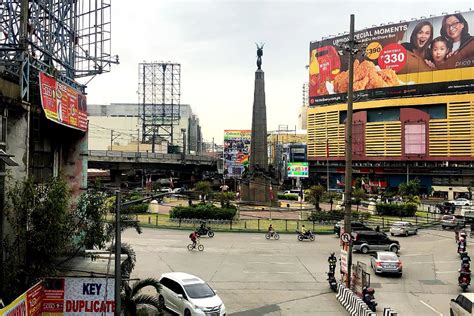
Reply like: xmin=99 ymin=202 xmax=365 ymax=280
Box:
xmin=39 ymin=72 xmax=88 ymax=131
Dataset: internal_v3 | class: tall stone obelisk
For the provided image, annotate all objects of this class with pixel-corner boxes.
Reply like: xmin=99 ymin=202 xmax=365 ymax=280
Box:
xmin=241 ymin=44 xmax=278 ymax=206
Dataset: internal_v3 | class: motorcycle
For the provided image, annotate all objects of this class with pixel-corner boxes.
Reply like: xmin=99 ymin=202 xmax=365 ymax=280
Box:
xmin=296 ymin=230 xmax=315 ymax=241
xmin=196 ymin=226 xmax=214 ymax=238
xmin=362 ymin=287 xmax=377 ymax=312
xmin=265 ymin=231 xmax=280 ymax=240
xmin=459 ymin=270 xmax=471 ymax=292
xmin=327 ymin=271 xmax=337 ymax=292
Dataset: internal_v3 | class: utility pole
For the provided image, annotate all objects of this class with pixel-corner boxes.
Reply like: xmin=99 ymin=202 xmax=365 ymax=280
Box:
xmin=343 ymin=14 xmax=356 ymax=289
xmin=114 ymin=190 xmax=121 ymax=315
xmin=137 ymin=129 xmax=140 ymax=152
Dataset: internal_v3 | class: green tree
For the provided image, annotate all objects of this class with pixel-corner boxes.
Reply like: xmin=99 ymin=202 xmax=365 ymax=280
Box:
xmin=195 ymin=181 xmax=212 ymax=202
xmin=214 ymin=191 xmax=236 ymax=208
xmin=307 ymin=185 xmax=326 ymax=211
xmin=2 ymin=177 xmax=74 ymax=301
xmin=398 ymin=179 xmax=420 ymax=197
xmin=122 ymin=278 xmax=162 ymax=316
xmin=352 ymin=188 xmax=366 ymax=212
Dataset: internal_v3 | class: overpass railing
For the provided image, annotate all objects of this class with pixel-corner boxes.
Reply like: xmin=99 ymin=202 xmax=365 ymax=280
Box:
xmin=88 ymin=150 xmax=216 ymax=163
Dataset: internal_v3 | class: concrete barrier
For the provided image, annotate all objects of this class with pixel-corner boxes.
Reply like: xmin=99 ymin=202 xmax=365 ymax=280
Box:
xmin=336 ymin=283 xmax=376 ymax=316
xmin=383 ymin=307 xmax=398 ymax=315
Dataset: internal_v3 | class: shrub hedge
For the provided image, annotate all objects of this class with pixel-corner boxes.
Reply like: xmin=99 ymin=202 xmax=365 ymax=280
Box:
xmin=375 ymin=202 xmax=417 ymax=217
xmin=122 ymin=203 xmax=149 ymax=214
xmin=307 ymin=210 xmax=371 ymax=222
xmin=170 ymin=203 xmax=237 ymax=220
xmin=277 ymin=193 xmax=298 ymax=200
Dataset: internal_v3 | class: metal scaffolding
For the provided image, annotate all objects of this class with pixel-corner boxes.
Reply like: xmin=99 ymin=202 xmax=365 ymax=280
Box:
xmin=138 ymin=62 xmax=181 ymax=153
xmin=0 ymin=0 xmax=117 ymax=99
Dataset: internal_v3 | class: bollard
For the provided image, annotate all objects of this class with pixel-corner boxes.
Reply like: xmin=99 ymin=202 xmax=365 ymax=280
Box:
xmin=426 ymin=213 xmax=429 ymax=223
xmin=148 ymin=216 xmax=151 ymax=224
xmin=156 ymin=215 xmax=158 ymax=226
xmin=286 ymin=219 xmax=288 ymax=231
xmin=313 ymin=221 xmax=315 ymax=231
xmin=244 ymin=221 xmax=247 ymax=229
xmin=179 ymin=218 xmax=182 ymax=227
xmin=258 ymin=218 xmax=260 ymax=231
xmin=230 ymin=220 xmax=233 ymax=230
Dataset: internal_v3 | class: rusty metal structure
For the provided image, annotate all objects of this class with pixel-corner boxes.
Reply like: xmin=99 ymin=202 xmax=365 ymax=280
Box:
xmin=0 ymin=0 xmax=118 ymax=100
xmin=138 ymin=62 xmax=181 ymax=153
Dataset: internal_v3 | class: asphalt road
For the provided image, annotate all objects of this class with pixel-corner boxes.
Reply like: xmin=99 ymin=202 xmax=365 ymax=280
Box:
xmin=123 ymin=227 xmax=464 ymax=315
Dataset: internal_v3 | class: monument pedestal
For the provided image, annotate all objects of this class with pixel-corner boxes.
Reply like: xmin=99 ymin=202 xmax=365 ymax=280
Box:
xmin=240 ymin=176 xmax=278 ymax=206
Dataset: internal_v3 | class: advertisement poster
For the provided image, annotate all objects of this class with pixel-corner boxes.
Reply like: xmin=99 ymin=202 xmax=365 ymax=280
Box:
xmin=43 ymin=278 xmax=114 ymax=315
xmin=223 ymin=130 xmax=251 ymax=178
xmin=0 ymin=282 xmax=43 ymax=316
xmin=287 ymin=162 xmax=309 ymax=178
xmin=39 ymin=72 xmax=88 ymax=131
xmin=309 ymin=11 xmax=474 ymax=106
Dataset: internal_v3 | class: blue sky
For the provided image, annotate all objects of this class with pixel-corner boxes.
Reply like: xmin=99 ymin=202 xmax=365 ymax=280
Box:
xmin=84 ymin=0 xmax=474 ymax=144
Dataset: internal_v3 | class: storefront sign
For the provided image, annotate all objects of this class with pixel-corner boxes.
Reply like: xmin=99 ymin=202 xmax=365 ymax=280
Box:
xmin=340 ymin=249 xmax=348 ymax=274
xmin=287 ymin=162 xmax=309 ymax=178
xmin=223 ymin=130 xmax=251 ymax=178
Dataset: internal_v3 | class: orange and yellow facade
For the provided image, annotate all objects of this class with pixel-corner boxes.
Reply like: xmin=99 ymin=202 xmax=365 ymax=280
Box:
xmin=307 ymin=94 xmax=474 ymax=162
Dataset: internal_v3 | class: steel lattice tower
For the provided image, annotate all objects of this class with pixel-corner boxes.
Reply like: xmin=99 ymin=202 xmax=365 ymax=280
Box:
xmin=138 ymin=62 xmax=181 ymax=153
xmin=0 ymin=0 xmax=117 ymax=100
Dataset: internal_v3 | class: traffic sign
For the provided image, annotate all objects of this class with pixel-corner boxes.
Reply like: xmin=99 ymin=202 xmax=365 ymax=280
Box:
xmin=341 ymin=232 xmax=351 ymax=243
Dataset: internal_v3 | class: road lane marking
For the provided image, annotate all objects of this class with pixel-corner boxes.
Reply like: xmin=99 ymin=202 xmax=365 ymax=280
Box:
xmin=435 ymin=270 xmax=458 ymax=274
xmin=419 ymin=300 xmax=443 ymax=316
xmin=243 ymin=271 xmax=303 ymax=274
xmin=248 ymin=262 xmax=294 ymax=265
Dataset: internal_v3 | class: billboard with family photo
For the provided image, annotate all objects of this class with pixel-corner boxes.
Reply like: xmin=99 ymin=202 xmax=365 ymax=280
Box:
xmin=309 ymin=11 xmax=474 ymax=106
xmin=223 ymin=130 xmax=251 ymax=178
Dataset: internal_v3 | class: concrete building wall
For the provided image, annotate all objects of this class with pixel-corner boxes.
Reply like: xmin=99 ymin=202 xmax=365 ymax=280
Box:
xmin=88 ymin=103 xmax=203 ymax=154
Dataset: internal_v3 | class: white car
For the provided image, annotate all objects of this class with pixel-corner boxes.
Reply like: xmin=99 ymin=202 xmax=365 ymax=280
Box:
xmin=449 ymin=198 xmax=473 ymax=206
xmin=159 ymin=272 xmax=226 ymax=316
xmin=450 ymin=293 xmax=474 ymax=315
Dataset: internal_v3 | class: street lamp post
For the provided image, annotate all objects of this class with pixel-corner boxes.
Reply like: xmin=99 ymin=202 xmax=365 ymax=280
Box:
xmin=343 ymin=14 xmax=356 ymax=289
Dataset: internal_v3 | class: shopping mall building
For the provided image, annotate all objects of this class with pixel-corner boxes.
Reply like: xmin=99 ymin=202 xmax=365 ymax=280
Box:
xmin=306 ymin=12 xmax=474 ymax=199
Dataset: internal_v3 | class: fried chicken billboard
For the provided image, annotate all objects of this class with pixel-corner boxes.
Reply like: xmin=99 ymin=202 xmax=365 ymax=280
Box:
xmin=309 ymin=11 xmax=474 ymax=106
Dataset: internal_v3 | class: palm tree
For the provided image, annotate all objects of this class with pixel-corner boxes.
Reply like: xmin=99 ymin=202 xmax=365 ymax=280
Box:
xmin=307 ymin=185 xmax=326 ymax=211
xmin=121 ymin=278 xmax=162 ymax=316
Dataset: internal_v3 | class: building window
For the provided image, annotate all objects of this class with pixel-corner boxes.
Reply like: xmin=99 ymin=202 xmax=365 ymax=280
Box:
xmin=404 ymin=123 xmax=426 ymax=155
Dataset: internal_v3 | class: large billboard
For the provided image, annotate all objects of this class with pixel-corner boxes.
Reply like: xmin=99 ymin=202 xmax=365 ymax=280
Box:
xmin=224 ymin=130 xmax=251 ymax=178
xmin=39 ymin=72 xmax=88 ymax=131
xmin=309 ymin=11 xmax=474 ymax=106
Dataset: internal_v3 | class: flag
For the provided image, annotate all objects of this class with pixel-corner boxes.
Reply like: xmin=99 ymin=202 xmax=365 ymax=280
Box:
xmin=269 ymin=184 xmax=274 ymax=200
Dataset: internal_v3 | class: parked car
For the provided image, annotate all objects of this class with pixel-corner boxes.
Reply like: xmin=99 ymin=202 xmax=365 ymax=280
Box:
xmin=390 ymin=221 xmax=417 ymax=237
xmin=436 ymin=202 xmax=455 ymax=214
xmin=352 ymin=231 xmax=400 ymax=254
xmin=450 ymin=293 xmax=474 ymax=315
xmin=160 ymin=187 xmax=172 ymax=193
xmin=172 ymin=187 xmax=183 ymax=194
xmin=450 ymin=198 xmax=473 ymax=206
xmin=441 ymin=214 xmax=466 ymax=229
xmin=370 ymin=251 xmax=403 ymax=276
xmin=334 ymin=221 xmax=373 ymax=237
xmin=159 ymin=272 xmax=226 ymax=316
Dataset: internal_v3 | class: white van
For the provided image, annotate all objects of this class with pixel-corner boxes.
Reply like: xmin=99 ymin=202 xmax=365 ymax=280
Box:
xmin=159 ymin=272 xmax=226 ymax=316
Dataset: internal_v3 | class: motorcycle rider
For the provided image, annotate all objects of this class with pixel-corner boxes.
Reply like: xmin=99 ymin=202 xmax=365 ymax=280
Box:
xmin=199 ymin=222 xmax=207 ymax=234
xmin=301 ymin=225 xmax=309 ymax=236
xmin=328 ymin=252 xmax=337 ymax=273
xmin=362 ymin=286 xmax=377 ymax=312
xmin=459 ymin=237 xmax=467 ymax=254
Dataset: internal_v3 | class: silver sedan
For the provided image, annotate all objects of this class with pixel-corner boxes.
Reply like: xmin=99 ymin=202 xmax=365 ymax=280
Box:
xmin=370 ymin=251 xmax=402 ymax=276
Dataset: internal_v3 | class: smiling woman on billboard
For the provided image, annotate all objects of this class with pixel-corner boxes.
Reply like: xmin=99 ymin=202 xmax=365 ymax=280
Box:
xmin=439 ymin=13 xmax=474 ymax=68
